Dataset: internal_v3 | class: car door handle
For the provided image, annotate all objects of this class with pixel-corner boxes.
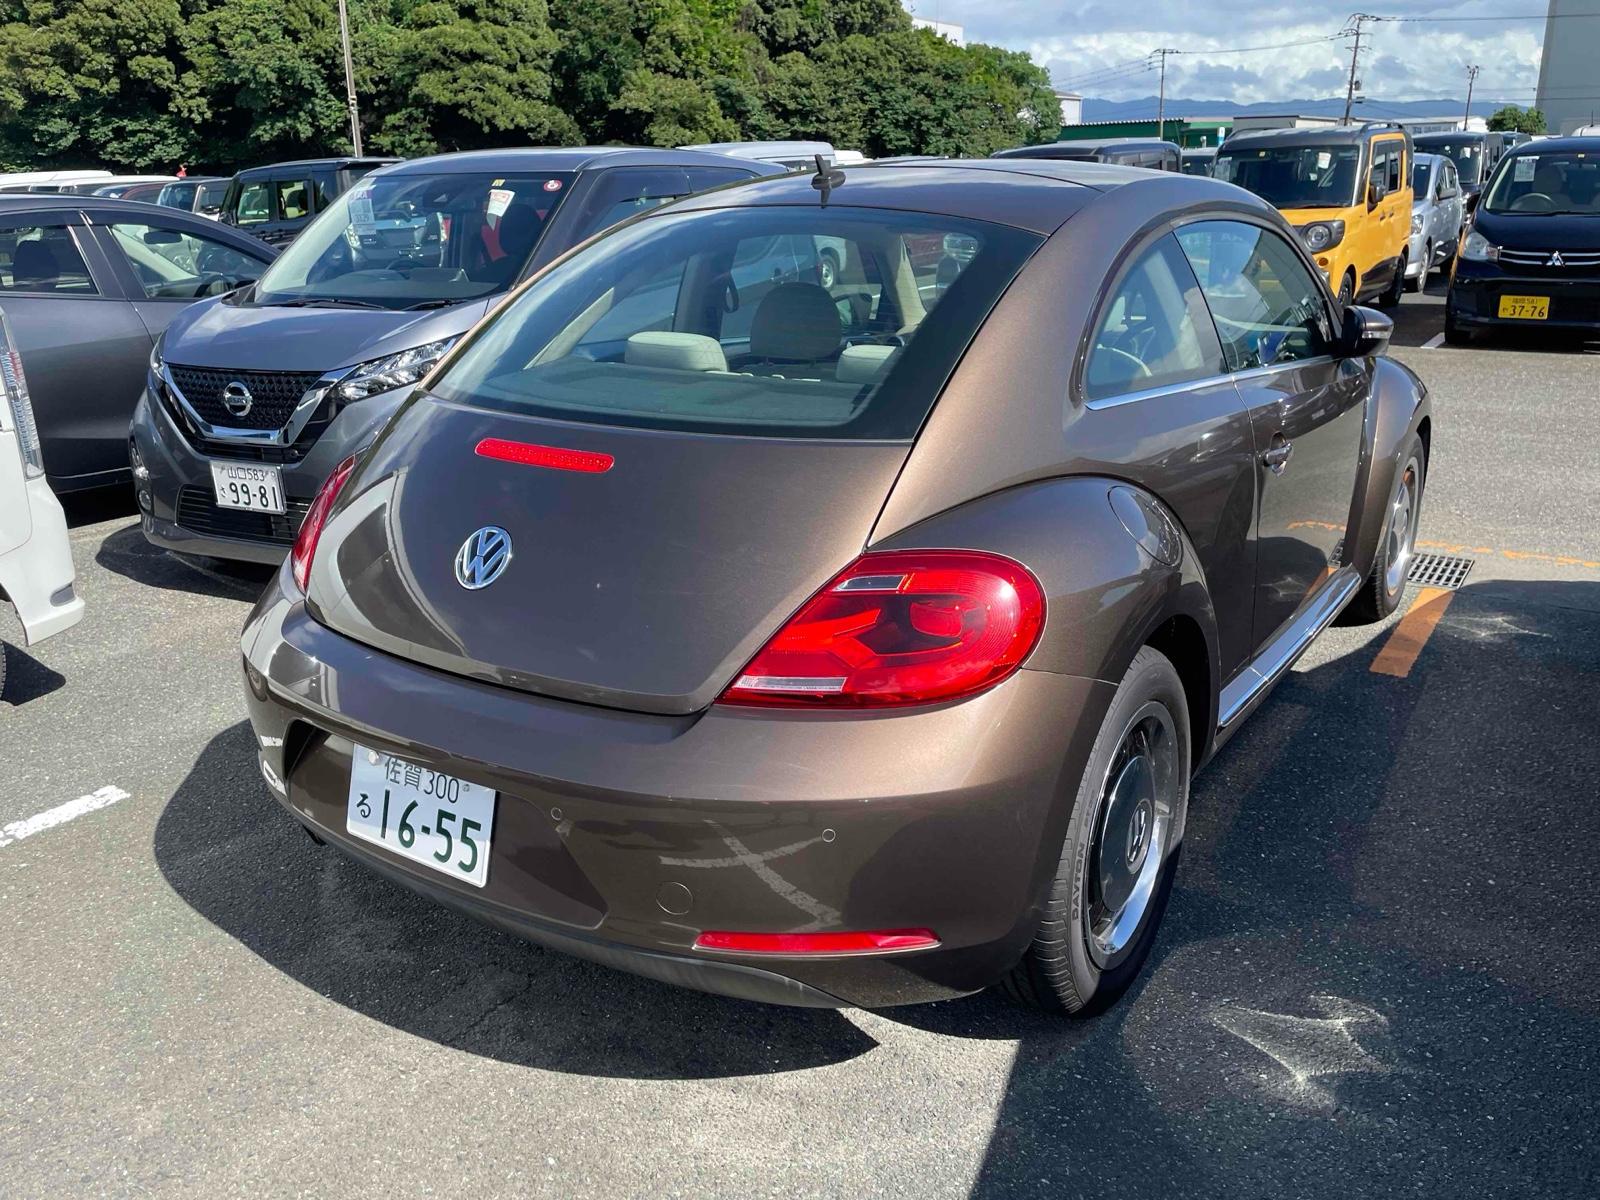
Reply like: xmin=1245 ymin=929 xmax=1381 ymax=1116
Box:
xmin=1263 ymin=436 xmax=1294 ymax=475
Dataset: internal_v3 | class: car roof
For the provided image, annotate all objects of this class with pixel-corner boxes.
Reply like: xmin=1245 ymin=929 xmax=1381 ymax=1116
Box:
xmin=233 ymin=157 xmax=401 ymax=179
xmin=1224 ymin=123 xmax=1406 ymax=150
xmin=1413 ymin=130 xmax=1494 ymax=143
xmin=995 ymin=138 xmax=1180 ymax=157
xmin=375 ymin=146 xmax=785 ymax=177
xmin=1502 ymin=135 xmax=1600 ymax=153
xmin=656 ymin=158 xmax=1251 ymax=236
xmin=0 ymin=192 xmax=272 ymax=230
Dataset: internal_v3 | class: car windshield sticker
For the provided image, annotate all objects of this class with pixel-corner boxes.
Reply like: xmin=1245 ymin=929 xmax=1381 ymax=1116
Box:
xmin=543 ymin=179 xmax=563 ymax=192
xmin=1515 ymin=157 xmax=1537 ymax=182
xmin=486 ymin=187 xmax=515 ymax=219
xmin=347 ymin=186 xmax=375 ymax=234
xmin=1317 ymin=152 xmax=1332 ymax=170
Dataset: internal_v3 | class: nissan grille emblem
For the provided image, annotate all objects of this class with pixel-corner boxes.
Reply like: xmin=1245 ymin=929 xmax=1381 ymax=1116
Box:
xmin=454 ymin=526 xmax=512 ymax=590
xmin=1549 ymin=251 xmax=1565 ymax=268
xmin=221 ymin=380 xmax=254 ymax=418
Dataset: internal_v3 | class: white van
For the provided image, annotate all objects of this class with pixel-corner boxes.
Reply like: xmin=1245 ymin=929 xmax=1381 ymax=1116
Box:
xmin=680 ymin=141 xmax=838 ymax=170
xmin=0 ymin=309 xmax=83 ymax=695
xmin=0 ymin=169 xmax=113 ymax=194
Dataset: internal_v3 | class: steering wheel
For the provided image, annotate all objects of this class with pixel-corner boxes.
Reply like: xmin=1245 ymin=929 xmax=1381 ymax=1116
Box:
xmin=1096 ymin=345 xmax=1153 ymax=380
xmin=1511 ymin=192 xmax=1556 ymax=213
xmin=190 ymin=272 xmax=232 ymax=298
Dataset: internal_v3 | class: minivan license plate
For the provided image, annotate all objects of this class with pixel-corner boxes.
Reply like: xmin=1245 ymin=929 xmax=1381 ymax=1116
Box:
xmin=346 ymin=746 xmax=497 ymax=888
xmin=1498 ymin=295 xmax=1549 ymax=321
xmin=210 ymin=461 xmax=286 ymax=514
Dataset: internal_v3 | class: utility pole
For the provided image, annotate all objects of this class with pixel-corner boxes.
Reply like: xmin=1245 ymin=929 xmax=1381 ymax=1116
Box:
xmin=1155 ymin=48 xmax=1179 ymax=143
xmin=1342 ymin=13 xmax=1376 ymax=125
xmin=337 ymin=0 xmax=363 ymax=156
xmin=1462 ymin=64 xmax=1480 ymax=131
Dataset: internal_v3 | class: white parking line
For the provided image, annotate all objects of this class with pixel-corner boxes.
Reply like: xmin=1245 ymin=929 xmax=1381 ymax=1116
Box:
xmin=0 ymin=785 xmax=131 ymax=849
xmin=1421 ymin=333 xmax=1446 ymax=349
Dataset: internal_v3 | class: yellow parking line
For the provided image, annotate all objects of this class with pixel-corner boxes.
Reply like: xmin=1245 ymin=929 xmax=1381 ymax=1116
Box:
xmin=1370 ymin=587 xmax=1454 ymax=678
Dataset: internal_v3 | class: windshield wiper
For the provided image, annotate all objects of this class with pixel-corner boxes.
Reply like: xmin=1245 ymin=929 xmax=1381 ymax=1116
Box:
xmin=272 ymin=297 xmax=388 ymax=310
xmin=403 ymin=298 xmax=462 ymax=311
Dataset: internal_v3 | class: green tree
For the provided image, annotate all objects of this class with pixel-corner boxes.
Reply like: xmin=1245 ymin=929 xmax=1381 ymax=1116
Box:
xmin=367 ymin=0 xmax=576 ymax=156
xmin=0 ymin=0 xmax=193 ymax=170
xmin=1487 ymin=105 xmax=1547 ymax=135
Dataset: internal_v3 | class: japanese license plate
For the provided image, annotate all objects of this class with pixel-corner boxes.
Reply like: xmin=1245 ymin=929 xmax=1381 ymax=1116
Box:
xmin=210 ymin=461 xmax=285 ymax=514
xmin=1498 ymin=295 xmax=1549 ymax=321
xmin=345 ymin=745 xmax=497 ymax=888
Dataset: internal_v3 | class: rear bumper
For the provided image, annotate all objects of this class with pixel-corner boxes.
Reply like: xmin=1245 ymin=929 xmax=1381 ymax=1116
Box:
xmin=129 ymin=382 xmax=408 ymax=564
xmin=241 ymin=577 xmax=1113 ymax=1008
xmin=0 ymin=471 xmax=84 ymax=646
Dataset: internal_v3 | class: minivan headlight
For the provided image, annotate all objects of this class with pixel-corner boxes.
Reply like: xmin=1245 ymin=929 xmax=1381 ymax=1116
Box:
xmin=335 ymin=337 xmax=459 ymax=402
xmin=1459 ymin=230 xmax=1500 ymax=262
xmin=1298 ymin=220 xmax=1345 ymax=252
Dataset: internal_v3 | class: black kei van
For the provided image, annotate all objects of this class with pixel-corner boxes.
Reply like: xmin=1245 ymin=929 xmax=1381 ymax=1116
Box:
xmin=1412 ymin=132 xmax=1518 ymax=200
xmin=218 ymin=158 xmax=400 ymax=245
xmin=992 ymin=138 xmax=1182 ymax=172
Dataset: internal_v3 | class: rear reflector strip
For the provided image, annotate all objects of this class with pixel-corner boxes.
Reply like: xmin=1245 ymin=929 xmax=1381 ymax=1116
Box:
xmin=694 ymin=929 xmax=940 ymax=955
xmin=474 ymin=438 xmax=613 ymax=474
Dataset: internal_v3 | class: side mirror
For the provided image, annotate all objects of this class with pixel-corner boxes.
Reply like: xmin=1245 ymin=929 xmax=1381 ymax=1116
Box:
xmin=1367 ymin=181 xmax=1387 ymax=209
xmin=1463 ymin=191 xmax=1480 ymax=214
xmin=1340 ymin=304 xmax=1392 ymax=357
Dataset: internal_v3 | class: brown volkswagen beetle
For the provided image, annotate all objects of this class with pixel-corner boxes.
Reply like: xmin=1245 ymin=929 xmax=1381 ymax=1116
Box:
xmin=241 ymin=158 xmax=1430 ymax=1015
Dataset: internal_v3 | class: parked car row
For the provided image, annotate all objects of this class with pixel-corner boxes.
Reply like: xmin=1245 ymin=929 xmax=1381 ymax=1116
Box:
xmin=0 ymin=140 xmax=1460 ymax=1021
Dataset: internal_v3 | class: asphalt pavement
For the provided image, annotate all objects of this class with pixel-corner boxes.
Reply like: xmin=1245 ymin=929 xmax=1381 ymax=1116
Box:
xmin=2 ymin=292 xmax=1598 ymax=1199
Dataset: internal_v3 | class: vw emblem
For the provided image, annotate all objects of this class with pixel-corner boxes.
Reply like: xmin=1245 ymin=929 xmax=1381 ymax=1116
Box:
xmin=1549 ymin=251 xmax=1566 ymax=268
xmin=222 ymin=380 xmax=253 ymax=418
xmin=454 ymin=526 xmax=512 ymax=590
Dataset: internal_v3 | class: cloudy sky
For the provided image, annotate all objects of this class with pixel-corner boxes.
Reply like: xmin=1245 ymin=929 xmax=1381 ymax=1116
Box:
xmin=904 ymin=2 xmax=1550 ymax=109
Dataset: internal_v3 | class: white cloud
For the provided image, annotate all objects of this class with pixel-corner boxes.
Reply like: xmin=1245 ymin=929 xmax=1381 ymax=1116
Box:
xmin=903 ymin=2 xmax=1547 ymax=107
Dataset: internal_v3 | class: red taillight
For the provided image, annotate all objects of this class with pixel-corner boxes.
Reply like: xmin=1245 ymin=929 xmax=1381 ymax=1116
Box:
xmin=694 ymin=929 xmax=940 ymax=955
xmin=290 ymin=454 xmax=357 ymax=593
xmin=475 ymin=437 xmax=613 ymax=474
xmin=718 ymin=550 xmax=1045 ymax=708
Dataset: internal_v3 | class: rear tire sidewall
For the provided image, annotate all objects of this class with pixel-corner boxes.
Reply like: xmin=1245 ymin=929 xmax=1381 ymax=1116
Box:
xmin=1377 ymin=442 xmax=1426 ymax=613
xmin=819 ymin=250 xmax=839 ymax=290
xmin=1053 ymin=648 xmax=1191 ymax=1013
xmin=1337 ymin=271 xmax=1355 ymax=308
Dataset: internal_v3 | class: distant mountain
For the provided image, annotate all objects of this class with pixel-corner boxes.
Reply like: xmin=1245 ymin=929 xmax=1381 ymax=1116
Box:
xmin=1080 ymin=96 xmax=1500 ymax=122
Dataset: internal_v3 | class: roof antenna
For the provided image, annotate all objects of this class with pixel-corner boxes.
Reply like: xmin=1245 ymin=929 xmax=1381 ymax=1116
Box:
xmin=811 ymin=153 xmax=845 ymax=205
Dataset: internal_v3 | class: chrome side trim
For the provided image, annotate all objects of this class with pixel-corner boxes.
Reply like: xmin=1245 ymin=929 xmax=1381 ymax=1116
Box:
xmin=1084 ymin=372 xmax=1236 ymax=411
xmin=160 ymin=365 xmax=348 ymax=446
xmin=1217 ymin=567 xmax=1361 ymax=729
xmin=1085 ymin=356 xmax=1341 ymax=412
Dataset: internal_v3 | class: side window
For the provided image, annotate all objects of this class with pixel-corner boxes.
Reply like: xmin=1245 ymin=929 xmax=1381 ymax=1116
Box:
xmin=108 ymin=223 xmax=266 ymax=300
xmin=312 ymin=173 xmax=337 ymax=211
xmin=1368 ymin=147 xmax=1390 ymax=199
xmin=722 ymin=234 xmax=822 ymax=341
xmin=682 ymin=167 xmax=754 ymax=193
xmin=1444 ymin=161 xmax=1460 ymax=198
xmin=576 ymin=261 xmax=686 ymax=350
xmin=1388 ymin=144 xmax=1404 ymax=192
xmin=275 ymin=179 xmax=312 ymax=222
xmin=0 ymin=224 xmax=98 ymax=294
xmin=1084 ymin=234 xmax=1223 ymax=401
xmin=234 ymin=181 xmax=273 ymax=225
xmin=570 ymin=168 xmax=693 ymax=243
xmin=1177 ymin=220 xmax=1337 ymax=371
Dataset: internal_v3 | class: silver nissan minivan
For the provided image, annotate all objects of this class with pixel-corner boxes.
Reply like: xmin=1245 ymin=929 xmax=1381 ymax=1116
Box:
xmin=131 ymin=148 xmax=778 ymax=563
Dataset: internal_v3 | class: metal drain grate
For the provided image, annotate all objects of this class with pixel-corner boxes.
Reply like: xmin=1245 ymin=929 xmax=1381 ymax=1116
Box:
xmin=1408 ymin=553 xmax=1474 ymax=590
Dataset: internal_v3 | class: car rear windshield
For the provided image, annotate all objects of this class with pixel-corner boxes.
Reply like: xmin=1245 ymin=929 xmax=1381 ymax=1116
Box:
xmin=1483 ymin=151 xmax=1600 ymax=215
xmin=251 ymin=172 xmax=575 ymax=310
xmin=429 ymin=205 xmax=1040 ymax=440
xmin=1417 ymin=139 xmax=1484 ymax=186
xmin=1214 ymin=144 xmax=1362 ymax=209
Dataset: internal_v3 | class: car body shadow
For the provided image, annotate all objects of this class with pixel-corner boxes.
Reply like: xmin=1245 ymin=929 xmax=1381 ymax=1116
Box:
xmin=59 ymin=483 xmax=137 ymax=529
xmin=0 ymin=640 xmax=66 ymax=706
xmin=94 ymin=524 xmax=275 ymax=601
xmin=152 ymin=721 xmax=876 ymax=1081
xmin=948 ymin=577 xmax=1600 ymax=1197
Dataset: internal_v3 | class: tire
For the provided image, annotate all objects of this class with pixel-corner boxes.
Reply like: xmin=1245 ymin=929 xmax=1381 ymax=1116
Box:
xmin=1444 ymin=304 xmax=1477 ymax=346
xmin=1342 ymin=434 xmax=1425 ymax=625
xmin=1406 ymin=242 xmax=1430 ymax=292
xmin=818 ymin=250 xmax=839 ymax=290
xmin=1336 ymin=270 xmax=1355 ymax=309
xmin=1375 ymin=252 xmax=1407 ymax=308
xmin=1000 ymin=646 xmax=1191 ymax=1016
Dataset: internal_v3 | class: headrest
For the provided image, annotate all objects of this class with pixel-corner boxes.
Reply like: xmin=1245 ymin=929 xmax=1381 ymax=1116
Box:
xmin=497 ymin=203 xmax=542 ymax=256
xmin=11 ymin=240 xmax=57 ymax=289
xmin=835 ymin=343 xmax=897 ymax=385
xmin=749 ymin=282 xmax=841 ymax=361
xmin=625 ymin=331 xmax=728 ymax=372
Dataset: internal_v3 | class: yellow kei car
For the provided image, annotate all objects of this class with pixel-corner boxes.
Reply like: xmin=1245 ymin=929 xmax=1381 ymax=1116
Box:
xmin=1213 ymin=124 xmax=1413 ymax=308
